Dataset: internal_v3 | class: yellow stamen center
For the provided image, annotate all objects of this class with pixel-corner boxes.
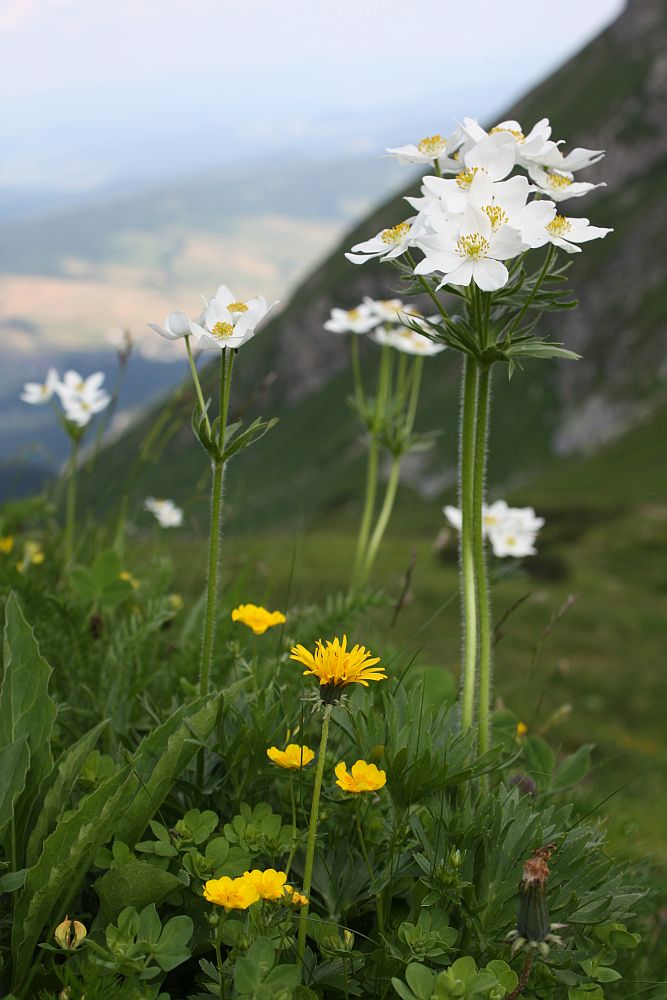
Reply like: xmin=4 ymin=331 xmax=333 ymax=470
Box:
xmin=455 ymin=233 xmax=490 ymax=260
xmin=456 ymin=167 xmax=480 ymax=190
xmin=347 ymin=308 xmax=361 ymax=319
xmin=211 ymin=321 xmax=235 ymax=339
xmin=482 ymin=205 xmax=509 ymax=232
xmin=380 ymin=221 xmax=411 ymax=245
xmin=546 ymin=170 xmax=573 ymax=189
xmin=227 ymin=301 xmax=248 ymax=313
xmin=418 ymin=134 xmax=446 ymax=155
xmin=490 ymin=125 xmax=525 ymax=141
xmin=546 ymin=215 xmax=572 ymax=236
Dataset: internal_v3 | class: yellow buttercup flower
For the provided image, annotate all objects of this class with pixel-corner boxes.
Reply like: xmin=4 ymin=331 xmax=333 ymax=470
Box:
xmin=0 ymin=536 xmax=14 ymax=554
xmin=283 ymin=885 xmax=309 ymax=907
xmin=243 ymin=869 xmax=288 ymax=901
xmin=119 ymin=570 xmax=139 ymax=589
xmin=203 ymin=875 xmax=260 ymax=910
xmin=231 ymin=603 xmax=286 ymax=635
xmin=16 ymin=540 xmax=44 ymax=573
xmin=267 ymin=743 xmax=315 ymax=770
xmin=335 ymin=759 xmax=387 ymax=794
xmin=54 ymin=916 xmax=87 ymax=951
xmin=290 ymin=635 xmax=386 ymax=690
xmin=516 ymin=721 xmax=528 ymax=738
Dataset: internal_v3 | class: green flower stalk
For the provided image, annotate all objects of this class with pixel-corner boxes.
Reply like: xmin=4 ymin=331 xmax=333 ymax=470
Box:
xmin=297 ymin=705 xmax=332 ymax=964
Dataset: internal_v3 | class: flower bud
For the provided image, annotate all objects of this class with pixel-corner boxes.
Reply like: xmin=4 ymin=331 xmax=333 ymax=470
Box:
xmin=54 ymin=915 xmax=87 ymax=950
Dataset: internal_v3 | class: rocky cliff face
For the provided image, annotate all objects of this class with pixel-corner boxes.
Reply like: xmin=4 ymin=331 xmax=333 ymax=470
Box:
xmin=266 ymin=0 xmax=667 ymax=454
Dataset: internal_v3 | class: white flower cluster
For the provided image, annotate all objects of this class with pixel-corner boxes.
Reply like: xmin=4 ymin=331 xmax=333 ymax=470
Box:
xmin=347 ymin=118 xmax=611 ymax=291
xmin=143 ymin=497 xmax=184 ymax=528
xmin=324 ymin=297 xmax=446 ymax=357
xmin=149 ymin=284 xmax=277 ymax=352
xmin=20 ymin=368 xmax=111 ymax=428
xmin=444 ymin=500 xmax=545 ymax=558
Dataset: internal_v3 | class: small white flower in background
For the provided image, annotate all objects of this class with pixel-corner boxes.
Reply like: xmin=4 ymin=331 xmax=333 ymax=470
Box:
xmin=148 ymin=311 xmax=193 ymax=341
xmin=371 ymin=324 xmax=446 ymax=356
xmin=324 ymin=303 xmax=379 ymax=334
xmin=386 ymin=129 xmax=463 ymax=171
xmin=362 ymin=297 xmax=413 ymax=324
xmin=144 ymin=497 xmax=184 ymax=528
xmin=20 ymin=368 xmax=60 ymax=405
xmin=107 ymin=328 xmax=132 ymax=353
xmin=189 ymin=285 xmax=276 ymax=351
xmin=443 ymin=501 xmax=545 ymax=557
xmin=416 ymin=206 xmax=526 ymax=292
xmin=56 ymin=371 xmax=111 ymax=428
xmin=345 ymin=216 xmax=424 ymax=266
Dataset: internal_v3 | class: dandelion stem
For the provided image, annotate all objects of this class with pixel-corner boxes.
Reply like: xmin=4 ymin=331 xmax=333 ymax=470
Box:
xmin=473 ymin=365 xmax=493 ymax=755
xmin=63 ymin=437 xmax=79 ymax=566
xmin=355 ymin=798 xmax=384 ymax=936
xmin=459 ymin=356 xmax=479 ymax=731
xmin=297 ymin=705 xmax=332 ymax=966
xmin=185 ymin=335 xmax=211 ymax=436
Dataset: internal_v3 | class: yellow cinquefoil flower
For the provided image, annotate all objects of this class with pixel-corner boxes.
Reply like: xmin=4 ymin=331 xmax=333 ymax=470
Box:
xmin=283 ymin=885 xmax=309 ymax=907
xmin=16 ymin=541 xmax=44 ymax=573
xmin=243 ymin=869 xmax=288 ymax=901
xmin=335 ymin=760 xmax=387 ymax=794
xmin=54 ymin=916 xmax=87 ymax=950
xmin=290 ymin=635 xmax=386 ymax=690
xmin=119 ymin=570 xmax=139 ymax=589
xmin=203 ymin=875 xmax=259 ymax=910
xmin=232 ymin=603 xmax=286 ymax=635
xmin=267 ymin=744 xmax=315 ymax=769
xmin=0 ymin=536 xmax=14 ymax=554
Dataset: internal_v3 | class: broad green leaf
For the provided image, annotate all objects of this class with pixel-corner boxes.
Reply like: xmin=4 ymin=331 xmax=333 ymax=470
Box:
xmin=523 ymin=734 xmax=555 ymax=789
xmin=0 ymin=868 xmax=26 ymax=893
xmin=11 ymin=761 xmax=133 ymax=987
xmin=112 ymin=693 xmax=222 ymax=847
xmin=0 ymin=593 xmax=57 ymax=858
xmin=0 ymin=736 xmax=30 ymax=843
xmin=235 ymin=937 xmax=275 ymax=993
xmin=25 ymin=720 xmax=108 ymax=867
xmin=94 ymin=860 xmax=182 ymax=923
xmin=153 ymin=914 xmax=193 ymax=971
xmin=552 ymin=744 xmax=594 ymax=792
xmin=406 ymin=962 xmax=436 ymax=999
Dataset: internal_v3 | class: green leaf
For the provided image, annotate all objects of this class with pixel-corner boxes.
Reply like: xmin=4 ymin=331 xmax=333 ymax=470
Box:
xmin=523 ymin=735 xmax=555 ymax=789
xmin=568 ymin=987 xmax=604 ymax=1000
xmin=0 ymin=593 xmax=57 ymax=858
xmin=111 ymin=693 xmax=222 ymax=847
xmin=94 ymin=860 xmax=183 ymax=923
xmin=552 ymin=744 xmax=594 ymax=791
xmin=92 ymin=549 xmax=122 ymax=587
xmin=25 ymin=720 xmax=108 ymax=867
xmin=406 ymin=962 xmax=436 ymax=1000
xmin=235 ymin=937 xmax=275 ymax=993
xmin=11 ymin=760 xmax=134 ymax=987
xmin=0 ymin=736 xmax=30 ymax=843
xmin=153 ymin=914 xmax=193 ymax=971
xmin=0 ymin=868 xmax=26 ymax=893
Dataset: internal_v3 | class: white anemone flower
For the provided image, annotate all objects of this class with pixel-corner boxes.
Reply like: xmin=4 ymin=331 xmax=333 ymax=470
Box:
xmin=56 ymin=371 xmax=111 ymax=428
xmin=20 ymin=368 xmax=60 ymax=405
xmin=148 ymin=311 xmax=192 ymax=341
xmin=144 ymin=497 xmax=184 ymax=528
xmin=386 ymin=129 xmax=463 ymax=171
xmin=345 ymin=216 xmax=424 ymax=265
xmin=527 ymin=164 xmax=604 ymax=202
xmin=466 ymin=173 xmax=557 ymax=248
xmin=324 ymin=303 xmax=379 ymax=334
xmin=459 ymin=116 xmax=553 ymax=166
xmin=189 ymin=285 xmax=276 ymax=351
xmin=444 ymin=500 xmax=544 ymax=557
xmin=415 ymin=206 xmax=526 ymax=292
xmin=371 ymin=324 xmax=445 ymax=356
xmin=527 ymin=213 xmax=613 ymax=254
xmin=362 ymin=297 xmax=416 ymax=325
xmin=419 ymin=133 xmax=517 ymax=217
xmin=537 ymin=144 xmax=605 ymax=173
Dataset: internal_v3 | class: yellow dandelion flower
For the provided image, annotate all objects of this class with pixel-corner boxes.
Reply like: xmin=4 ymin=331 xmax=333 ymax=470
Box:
xmin=0 ymin=536 xmax=14 ymax=554
xmin=290 ymin=635 xmax=386 ymax=691
xmin=231 ymin=603 xmax=286 ymax=635
xmin=203 ymin=875 xmax=259 ymax=910
xmin=267 ymin=743 xmax=315 ymax=770
xmin=283 ymin=885 xmax=309 ymax=907
xmin=243 ymin=869 xmax=288 ymax=901
xmin=334 ymin=759 xmax=387 ymax=794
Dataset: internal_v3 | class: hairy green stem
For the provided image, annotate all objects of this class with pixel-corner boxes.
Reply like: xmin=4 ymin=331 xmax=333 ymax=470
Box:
xmin=63 ymin=437 xmax=80 ymax=566
xmin=297 ymin=706 xmax=332 ymax=966
xmin=186 ymin=335 xmax=211 ymax=435
xmin=362 ymin=454 xmax=401 ymax=583
xmin=459 ymin=357 xmax=479 ymax=731
xmin=473 ymin=365 xmax=493 ymax=754
xmin=353 ymin=344 xmax=391 ymax=586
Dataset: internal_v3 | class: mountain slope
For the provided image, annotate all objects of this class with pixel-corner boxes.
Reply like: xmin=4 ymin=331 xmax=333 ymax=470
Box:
xmin=88 ymin=0 xmax=667 ymax=529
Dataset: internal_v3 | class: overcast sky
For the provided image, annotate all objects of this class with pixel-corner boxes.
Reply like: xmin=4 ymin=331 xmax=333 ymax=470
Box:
xmin=1 ymin=0 xmax=624 ymax=193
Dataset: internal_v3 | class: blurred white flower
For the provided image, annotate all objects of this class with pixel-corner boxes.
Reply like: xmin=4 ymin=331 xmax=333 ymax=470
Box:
xmin=148 ymin=311 xmax=193 ymax=341
xmin=20 ymin=368 xmax=60 ymax=405
xmin=144 ymin=497 xmax=184 ymax=528
xmin=371 ymin=324 xmax=445 ymax=356
xmin=386 ymin=129 xmax=463 ymax=171
xmin=56 ymin=371 xmax=111 ymax=428
xmin=189 ymin=285 xmax=276 ymax=351
xmin=345 ymin=217 xmax=423 ymax=265
xmin=444 ymin=501 xmax=545 ymax=557
xmin=324 ymin=304 xmax=379 ymax=334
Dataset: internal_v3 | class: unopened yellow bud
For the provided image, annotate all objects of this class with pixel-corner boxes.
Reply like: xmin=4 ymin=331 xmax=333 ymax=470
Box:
xmin=54 ymin=915 xmax=87 ymax=950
